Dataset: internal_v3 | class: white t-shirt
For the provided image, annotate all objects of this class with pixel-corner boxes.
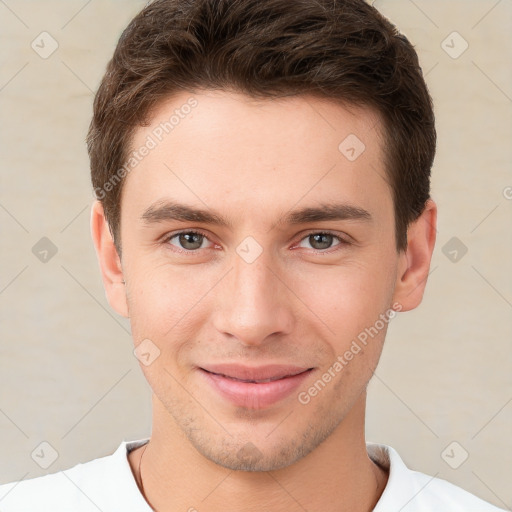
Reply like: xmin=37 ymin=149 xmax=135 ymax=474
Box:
xmin=0 ymin=438 xmax=505 ymax=511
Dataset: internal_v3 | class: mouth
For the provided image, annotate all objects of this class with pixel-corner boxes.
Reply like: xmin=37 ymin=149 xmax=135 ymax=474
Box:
xmin=204 ymin=373 xmax=298 ymax=383
xmin=197 ymin=364 xmax=314 ymax=409
xmin=200 ymin=363 xmax=313 ymax=381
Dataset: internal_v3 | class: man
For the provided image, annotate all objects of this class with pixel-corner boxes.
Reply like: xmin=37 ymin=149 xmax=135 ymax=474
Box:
xmin=0 ymin=0 xmax=505 ymax=510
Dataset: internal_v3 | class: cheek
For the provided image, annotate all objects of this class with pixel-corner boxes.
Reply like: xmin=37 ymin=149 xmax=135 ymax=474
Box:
xmin=126 ymin=268 xmax=200 ymax=392
xmin=302 ymin=260 xmax=395 ymax=332
xmin=125 ymin=259 xmax=206 ymax=335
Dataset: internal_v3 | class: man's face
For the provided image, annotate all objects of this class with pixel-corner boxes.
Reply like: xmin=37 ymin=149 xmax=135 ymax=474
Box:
xmin=118 ymin=90 xmax=403 ymax=470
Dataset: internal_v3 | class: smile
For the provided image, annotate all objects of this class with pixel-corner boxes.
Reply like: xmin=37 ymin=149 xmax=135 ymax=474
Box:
xmin=198 ymin=365 xmax=314 ymax=409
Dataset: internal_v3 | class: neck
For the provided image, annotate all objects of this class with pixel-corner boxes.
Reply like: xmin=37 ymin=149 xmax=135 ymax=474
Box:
xmin=130 ymin=393 xmax=388 ymax=512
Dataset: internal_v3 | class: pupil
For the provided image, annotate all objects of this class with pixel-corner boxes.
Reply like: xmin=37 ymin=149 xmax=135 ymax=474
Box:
xmin=180 ymin=232 xmax=202 ymax=249
xmin=311 ymin=233 xmax=332 ymax=250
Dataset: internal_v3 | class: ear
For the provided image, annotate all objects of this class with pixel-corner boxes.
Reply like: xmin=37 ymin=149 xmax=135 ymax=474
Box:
xmin=90 ymin=200 xmax=129 ymax=318
xmin=392 ymin=199 xmax=437 ymax=312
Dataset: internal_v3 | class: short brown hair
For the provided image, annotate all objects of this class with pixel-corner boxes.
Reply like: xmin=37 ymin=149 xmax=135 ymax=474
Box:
xmin=87 ymin=0 xmax=435 ymax=254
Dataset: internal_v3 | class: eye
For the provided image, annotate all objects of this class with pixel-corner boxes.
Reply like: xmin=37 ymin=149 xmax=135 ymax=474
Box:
xmin=296 ymin=231 xmax=347 ymax=252
xmin=162 ymin=229 xmax=350 ymax=254
xmin=165 ymin=230 xmax=214 ymax=251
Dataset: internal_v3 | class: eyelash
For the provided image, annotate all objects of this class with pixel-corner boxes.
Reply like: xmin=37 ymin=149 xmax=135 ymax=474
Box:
xmin=161 ymin=229 xmax=351 ymax=255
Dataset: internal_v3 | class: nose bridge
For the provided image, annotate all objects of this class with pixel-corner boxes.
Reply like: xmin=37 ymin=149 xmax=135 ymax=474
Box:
xmin=233 ymin=249 xmax=275 ymax=305
xmin=213 ymin=243 xmax=293 ymax=344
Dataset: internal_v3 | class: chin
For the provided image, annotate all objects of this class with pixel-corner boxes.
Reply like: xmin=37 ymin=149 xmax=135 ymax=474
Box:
xmin=181 ymin=409 xmax=340 ymax=472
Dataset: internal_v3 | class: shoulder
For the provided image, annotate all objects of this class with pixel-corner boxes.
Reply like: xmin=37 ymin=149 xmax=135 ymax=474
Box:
xmin=0 ymin=456 xmax=109 ymax=512
xmin=402 ymin=468 xmax=505 ymax=511
xmin=0 ymin=439 xmax=150 ymax=512
xmin=368 ymin=443 xmax=506 ymax=512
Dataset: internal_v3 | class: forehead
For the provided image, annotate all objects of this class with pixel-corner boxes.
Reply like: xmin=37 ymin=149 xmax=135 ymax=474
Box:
xmin=122 ymin=90 xmax=391 ymax=226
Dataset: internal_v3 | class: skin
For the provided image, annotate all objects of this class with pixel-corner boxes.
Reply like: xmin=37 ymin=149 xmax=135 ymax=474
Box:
xmin=91 ymin=90 xmax=437 ymax=512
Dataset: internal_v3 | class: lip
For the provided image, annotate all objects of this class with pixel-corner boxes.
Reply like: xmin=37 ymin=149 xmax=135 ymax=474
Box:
xmin=200 ymin=363 xmax=311 ymax=381
xmin=198 ymin=364 xmax=314 ymax=409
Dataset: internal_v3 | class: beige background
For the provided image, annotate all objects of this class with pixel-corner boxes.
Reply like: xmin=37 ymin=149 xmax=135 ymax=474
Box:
xmin=0 ymin=0 xmax=511 ymax=509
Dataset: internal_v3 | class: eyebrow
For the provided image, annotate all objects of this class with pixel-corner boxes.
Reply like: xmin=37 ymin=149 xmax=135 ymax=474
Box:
xmin=140 ymin=200 xmax=372 ymax=229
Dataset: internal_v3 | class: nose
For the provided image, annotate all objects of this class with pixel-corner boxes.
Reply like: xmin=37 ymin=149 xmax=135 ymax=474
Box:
xmin=212 ymin=249 xmax=295 ymax=346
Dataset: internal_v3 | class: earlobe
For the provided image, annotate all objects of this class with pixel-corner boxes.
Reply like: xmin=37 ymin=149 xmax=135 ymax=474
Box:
xmin=90 ymin=200 xmax=129 ymax=318
xmin=392 ymin=199 xmax=437 ymax=312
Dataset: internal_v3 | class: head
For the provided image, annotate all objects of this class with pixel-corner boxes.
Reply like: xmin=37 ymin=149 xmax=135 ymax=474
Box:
xmin=90 ymin=0 xmax=437 ymax=471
